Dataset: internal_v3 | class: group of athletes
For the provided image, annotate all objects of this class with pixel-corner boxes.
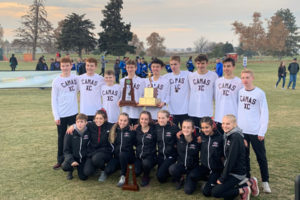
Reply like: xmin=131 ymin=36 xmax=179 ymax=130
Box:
xmin=51 ymin=54 xmax=270 ymax=200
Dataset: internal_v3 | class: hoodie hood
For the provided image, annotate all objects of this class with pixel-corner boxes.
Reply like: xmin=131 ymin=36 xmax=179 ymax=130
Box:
xmin=75 ymin=126 xmax=87 ymax=137
xmin=225 ymin=127 xmax=243 ymax=138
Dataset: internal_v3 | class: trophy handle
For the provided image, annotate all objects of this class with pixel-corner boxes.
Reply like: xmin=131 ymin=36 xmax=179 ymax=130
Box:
xmin=148 ymin=71 xmax=153 ymax=88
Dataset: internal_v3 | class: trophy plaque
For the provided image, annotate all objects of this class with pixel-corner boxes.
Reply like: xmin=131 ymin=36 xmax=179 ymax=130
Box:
xmin=138 ymin=72 xmax=161 ymax=107
xmin=122 ymin=164 xmax=139 ymax=191
xmin=119 ymin=78 xmax=137 ymax=107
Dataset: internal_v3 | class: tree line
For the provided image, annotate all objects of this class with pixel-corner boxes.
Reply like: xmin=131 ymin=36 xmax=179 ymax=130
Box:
xmin=0 ymin=0 xmax=299 ymax=60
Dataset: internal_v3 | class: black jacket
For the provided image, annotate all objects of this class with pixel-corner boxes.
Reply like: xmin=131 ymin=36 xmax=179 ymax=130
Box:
xmin=63 ymin=128 xmax=90 ymax=164
xmin=278 ymin=66 xmax=286 ymax=77
xmin=113 ymin=125 xmax=136 ymax=156
xmin=114 ymin=62 xmax=120 ymax=74
xmin=78 ymin=63 xmax=86 ymax=75
xmin=135 ymin=125 xmax=157 ymax=159
xmin=36 ymin=62 xmax=48 ymax=71
xmin=177 ymin=134 xmax=201 ymax=170
xmin=219 ymin=127 xmax=246 ymax=183
xmin=288 ymin=62 xmax=299 ymax=75
xmin=87 ymin=121 xmax=113 ymax=156
xmin=155 ymin=122 xmax=180 ymax=159
xmin=200 ymin=131 xmax=224 ymax=172
xmin=9 ymin=56 xmax=18 ymax=66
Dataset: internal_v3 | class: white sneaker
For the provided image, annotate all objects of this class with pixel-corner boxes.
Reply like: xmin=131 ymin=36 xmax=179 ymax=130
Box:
xmin=98 ymin=171 xmax=107 ymax=182
xmin=262 ymin=182 xmax=271 ymax=193
xmin=117 ymin=175 xmax=126 ymax=187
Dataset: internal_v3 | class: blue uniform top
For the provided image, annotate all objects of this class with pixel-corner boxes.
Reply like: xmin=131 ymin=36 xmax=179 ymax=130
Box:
xmin=186 ymin=60 xmax=194 ymax=72
xmin=165 ymin=64 xmax=172 ymax=73
xmin=119 ymin=60 xmax=127 ymax=73
xmin=76 ymin=62 xmax=84 ymax=73
xmin=148 ymin=63 xmax=153 ymax=73
xmin=136 ymin=62 xmax=142 ymax=75
xmin=140 ymin=63 xmax=148 ymax=78
xmin=216 ymin=62 xmax=223 ymax=77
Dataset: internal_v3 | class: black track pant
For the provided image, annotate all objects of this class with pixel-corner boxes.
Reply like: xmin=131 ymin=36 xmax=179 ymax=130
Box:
xmin=57 ymin=114 xmax=76 ymax=164
xmin=62 ymin=158 xmax=87 ymax=180
xmin=83 ymin=152 xmax=112 ymax=176
xmin=169 ymin=163 xmax=201 ymax=192
xmin=156 ymin=155 xmax=176 ymax=183
xmin=135 ymin=156 xmax=157 ymax=177
xmin=244 ymin=133 xmax=269 ymax=182
xmin=100 ymin=68 xmax=105 ymax=76
xmin=211 ymin=175 xmax=246 ymax=200
xmin=172 ymin=114 xmax=189 ymax=128
xmin=105 ymin=152 xmax=135 ymax=176
xmin=185 ymin=165 xmax=221 ymax=196
xmin=115 ymin=73 xmax=120 ymax=83
xmin=169 ymin=163 xmax=188 ymax=182
xmin=105 ymin=158 xmax=120 ymax=176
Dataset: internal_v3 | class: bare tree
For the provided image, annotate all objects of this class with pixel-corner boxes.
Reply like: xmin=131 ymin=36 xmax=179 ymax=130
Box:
xmin=265 ymin=15 xmax=289 ymax=59
xmin=0 ymin=24 xmax=4 ymax=48
xmin=129 ymin=33 xmax=145 ymax=56
xmin=14 ymin=0 xmax=53 ymax=60
xmin=232 ymin=12 xmax=266 ymax=56
xmin=194 ymin=36 xmax=209 ymax=53
xmin=146 ymin=32 xmax=166 ymax=57
xmin=205 ymin=42 xmax=217 ymax=53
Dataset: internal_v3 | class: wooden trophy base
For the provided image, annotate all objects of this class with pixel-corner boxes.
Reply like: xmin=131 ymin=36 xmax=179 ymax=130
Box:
xmin=119 ymin=101 xmax=137 ymax=107
xmin=122 ymin=184 xmax=139 ymax=191
xmin=122 ymin=164 xmax=139 ymax=191
xmin=137 ymin=97 xmax=161 ymax=107
xmin=137 ymin=104 xmax=159 ymax=107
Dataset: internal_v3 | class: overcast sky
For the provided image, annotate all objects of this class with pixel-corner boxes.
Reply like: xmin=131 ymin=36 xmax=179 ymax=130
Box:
xmin=0 ymin=0 xmax=299 ymax=49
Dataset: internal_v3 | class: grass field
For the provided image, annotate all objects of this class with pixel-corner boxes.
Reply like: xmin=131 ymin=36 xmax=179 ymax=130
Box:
xmin=0 ymin=58 xmax=300 ymax=200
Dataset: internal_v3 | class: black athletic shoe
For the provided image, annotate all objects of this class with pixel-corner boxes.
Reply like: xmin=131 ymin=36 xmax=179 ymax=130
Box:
xmin=67 ymin=172 xmax=73 ymax=180
xmin=53 ymin=163 xmax=61 ymax=170
xmin=175 ymin=177 xmax=184 ymax=190
xmin=141 ymin=176 xmax=150 ymax=187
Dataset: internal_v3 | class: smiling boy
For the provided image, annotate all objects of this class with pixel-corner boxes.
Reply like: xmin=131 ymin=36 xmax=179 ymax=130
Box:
xmin=51 ymin=57 xmax=78 ymax=169
xmin=188 ymin=54 xmax=218 ymax=127
xmin=78 ymin=57 xmax=105 ymax=121
xmin=237 ymin=69 xmax=271 ymax=193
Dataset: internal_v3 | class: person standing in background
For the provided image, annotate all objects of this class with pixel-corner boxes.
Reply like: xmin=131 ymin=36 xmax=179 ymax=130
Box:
xmin=9 ymin=54 xmax=18 ymax=71
xmin=51 ymin=57 xmax=60 ymax=71
xmin=287 ymin=58 xmax=299 ymax=90
xmin=215 ymin=58 xmax=223 ymax=77
xmin=100 ymin=55 xmax=108 ymax=76
xmin=36 ymin=56 xmax=48 ymax=71
xmin=120 ymin=57 xmax=128 ymax=78
xmin=114 ymin=58 xmax=121 ymax=83
xmin=186 ymin=56 xmax=194 ymax=72
xmin=275 ymin=61 xmax=286 ymax=89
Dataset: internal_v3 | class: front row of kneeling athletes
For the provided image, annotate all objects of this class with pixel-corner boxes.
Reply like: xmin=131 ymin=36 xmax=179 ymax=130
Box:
xmin=63 ymin=109 xmax=258 ymax=200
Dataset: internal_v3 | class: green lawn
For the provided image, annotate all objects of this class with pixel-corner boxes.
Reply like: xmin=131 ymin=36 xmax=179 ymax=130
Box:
xmin=0 ymin=60 xmax=299 ymax=199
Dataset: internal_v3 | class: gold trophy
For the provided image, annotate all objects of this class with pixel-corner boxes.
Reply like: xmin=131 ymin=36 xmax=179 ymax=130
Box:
xmin=138 ymin=72 xmax=161 ymax=107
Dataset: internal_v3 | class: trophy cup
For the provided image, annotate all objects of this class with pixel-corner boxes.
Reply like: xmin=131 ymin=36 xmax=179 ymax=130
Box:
xmin=122 ymin=164 xmax=139 ymax=191
xmin=138 ymin=72 xmax=161 ymax=107
xmin=119 ymin=79 xmax=137 ymax=106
